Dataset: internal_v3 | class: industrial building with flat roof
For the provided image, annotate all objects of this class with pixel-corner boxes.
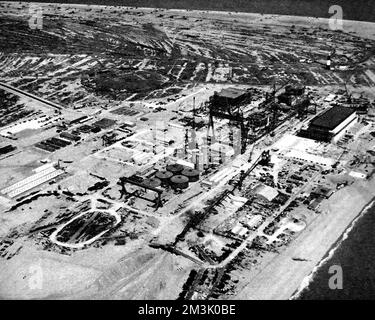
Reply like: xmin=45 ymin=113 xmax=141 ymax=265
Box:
xmin=210 ymin=87 xmax=249 ymax=109
xmin=309 ymin=106 xmax=356 ymax=131
xmin=299 ymin=106 xmax=357 ymax=142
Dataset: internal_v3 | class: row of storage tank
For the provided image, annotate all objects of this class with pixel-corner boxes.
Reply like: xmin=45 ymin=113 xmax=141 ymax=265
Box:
xmin=143 ymin=164 xmax=200 ymax=190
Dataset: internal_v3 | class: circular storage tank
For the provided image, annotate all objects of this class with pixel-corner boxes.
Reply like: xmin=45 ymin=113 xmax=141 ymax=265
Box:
xmin=166 ymin=163 xmax=184 ymax=174
xmin=143 ymin=178 xmax=162 ymax=189
xmin=155 ymin=170 xmax=173 ymax=184
xmin=170 ymin=175 xmax=189 ymax=189
xmin=181 ymin=168 xmax=200 ymax=182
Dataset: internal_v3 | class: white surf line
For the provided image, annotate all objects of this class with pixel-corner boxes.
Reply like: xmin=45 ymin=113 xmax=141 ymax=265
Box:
xmin=290 ymin=198 xmax=375 ymax=300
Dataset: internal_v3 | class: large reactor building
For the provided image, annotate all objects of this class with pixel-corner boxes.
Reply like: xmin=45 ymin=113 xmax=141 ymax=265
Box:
xmin=210 ymin=87 xmax=249 ymax=108
xmin=300 ymin=106 xmax=357 ymax=142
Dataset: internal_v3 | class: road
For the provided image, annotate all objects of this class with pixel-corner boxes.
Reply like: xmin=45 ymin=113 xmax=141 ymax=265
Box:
xmin=210 ymin=170 xmax=321 ymax=268
xmin=49 ymin=195 xmax=121 ymax=249
xmin=0 ymin=81 xmax=63 ymax=110
xmin=148 ymin=107 xmax=318 ymax=263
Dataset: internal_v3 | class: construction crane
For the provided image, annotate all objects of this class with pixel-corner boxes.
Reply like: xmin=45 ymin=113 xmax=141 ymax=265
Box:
xmin=207 ymin=108 xmax=249 ymax=154
xmin=206 ymin=91 xmax=252 ymax=155
xmin=264 ymin=80 xmax=289 ymax=105
xmin=295 ymin=95 xmax=311 ymax=119
xmin=56 ymin=159 xmax=72 ymax=169
xmin=263 ymin=80 xmax=290 ymax=133
xmin=189 ymin=96 xmax=198 ymax=149
xmin=248 ymin=142 xmax=255 ymax=163
xmin=344 ymin=81 xmax=353 ymax=104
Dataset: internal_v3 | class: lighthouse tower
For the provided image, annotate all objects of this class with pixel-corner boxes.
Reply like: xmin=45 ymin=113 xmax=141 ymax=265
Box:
xmin=326 ymin=55 xmax=332 ymax=70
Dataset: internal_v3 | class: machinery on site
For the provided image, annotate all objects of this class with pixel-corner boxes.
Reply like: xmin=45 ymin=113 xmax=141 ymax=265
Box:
xmin=102 ymin=132 xmax=117 ymax=146
xmin=119 ymin=176 xmax=164 ymax=209
xmin=205 ymin=88 xmax=253 ymax=154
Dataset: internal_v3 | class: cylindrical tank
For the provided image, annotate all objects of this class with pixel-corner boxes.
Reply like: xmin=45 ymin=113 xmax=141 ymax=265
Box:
xmin=166 ymin=163 xmax=184 ymax=174
xmin=143 ymin=178 xmax=162 ymax=188
xmin=181 ymin=168 xmax=200 ymax=182
xmin=155 ymin=170 xmax=173 ymax=184
xmin=170 ymin=175 xmax=189 ymax=189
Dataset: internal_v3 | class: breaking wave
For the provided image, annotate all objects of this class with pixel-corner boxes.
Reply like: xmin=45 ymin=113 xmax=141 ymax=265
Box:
xmin=290 ymin=198 xmax=375 ymax=300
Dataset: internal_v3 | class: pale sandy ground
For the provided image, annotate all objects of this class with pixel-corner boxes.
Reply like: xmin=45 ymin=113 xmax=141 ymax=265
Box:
xmin=0 ymin=247 xmax=101 ymax=299
xmin=0 ymin=240 xmax=192 ymax=299
xmin=234 ymin=177 xmax=375 ymax=300
xmin=8 ymin=2 xmax=375 ymax=40
xmin=124 ymin=6 xmax=375 ymax=40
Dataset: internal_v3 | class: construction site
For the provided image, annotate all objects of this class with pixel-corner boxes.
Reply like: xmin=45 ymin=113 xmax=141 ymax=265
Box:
xmin=0 ymin=1 xmax=375 ymax=300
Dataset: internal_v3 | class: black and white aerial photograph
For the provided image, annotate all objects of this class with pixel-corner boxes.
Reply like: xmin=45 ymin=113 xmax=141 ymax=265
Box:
xmin=0 ymin=0 xmax=375 ymax=309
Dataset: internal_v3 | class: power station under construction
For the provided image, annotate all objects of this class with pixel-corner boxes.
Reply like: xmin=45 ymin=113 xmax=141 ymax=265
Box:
xmin=1 ymin=2 xmax=374 ymax=300
xmin=118 ymin=162 xmax=203 ymax=209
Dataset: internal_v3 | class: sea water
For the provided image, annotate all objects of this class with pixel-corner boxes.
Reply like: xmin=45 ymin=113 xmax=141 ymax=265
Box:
xmin=298 ymin=200 xmax=375 ymax=300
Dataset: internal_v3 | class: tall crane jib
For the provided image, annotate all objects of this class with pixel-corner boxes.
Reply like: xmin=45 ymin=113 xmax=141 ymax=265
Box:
xmin=206 ymin=90 xmax=252 ymax=155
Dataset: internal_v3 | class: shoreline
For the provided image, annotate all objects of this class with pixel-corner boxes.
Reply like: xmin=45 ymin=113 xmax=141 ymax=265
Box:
xmin=3 ymin=2 xmax=375 ymax=40
xmin=234 ymin=176 xmax=375 ymax=300
xmin=291 ymin=196 xmax=375 ymax=299
xmin=9 ymin=1 xmax=375 ymax=23
xmin=14 ymin=2 xmax=375 ymax=25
